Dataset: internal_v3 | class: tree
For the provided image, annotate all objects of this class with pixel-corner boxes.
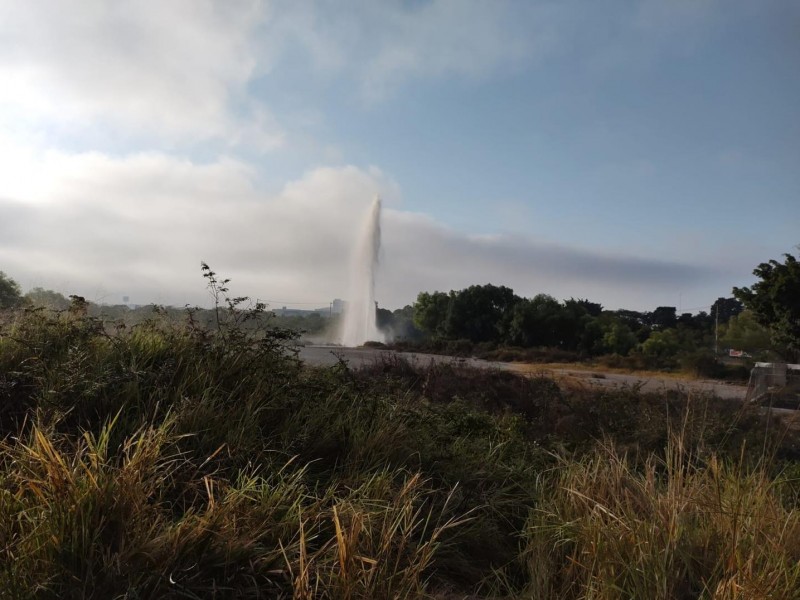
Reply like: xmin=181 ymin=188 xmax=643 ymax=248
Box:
xmin=649 ymin=306 xmax=677 ymax=329
xmin=710 ymin=297 xmax=743 ymax=324
xmin=567 ymin=298 xmax=603 ymax=318
xmin=25 ymin=287 xmax=71 ymax=310
xmin=508 ymin=294 xmax=564 ymax=348
xmin=599 ymin=321 xmax=638 ymax=356
xmin=639 ymin=328 xmax=683 ymax=362
xmin=376 ymin=307 xmax=395 ymax=331
xmin=720 ymin=310 xmax=771 ymax=356
xmin=733 ymin=252 xmax=800 ymax=360
xmin=0 ymin=271 xmax=22 ymax=309
xmin=390 ymin=305 xmax=423 ymax=340
xmin=412 ymin=291 xmax=451 ymax=337
xmin=444 ymin=284 xmax=519 ymax=343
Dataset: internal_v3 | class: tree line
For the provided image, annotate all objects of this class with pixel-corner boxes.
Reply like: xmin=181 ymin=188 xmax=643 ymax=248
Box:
xmin=378 ymin=251 xmax=799 ymax=365
xmin=3 ymin=250 xmax=798 ymax=363
xmin=406 ymin=285 xmax=752 ymax=360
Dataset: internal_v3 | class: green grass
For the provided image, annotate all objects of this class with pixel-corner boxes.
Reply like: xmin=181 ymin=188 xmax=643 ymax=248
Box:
xmin=1 ymin=304 xmax=799 ymax=598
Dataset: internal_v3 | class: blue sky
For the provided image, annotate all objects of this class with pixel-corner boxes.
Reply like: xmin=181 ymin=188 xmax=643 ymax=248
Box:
xmin=0 ymin=0 xmax=797 ymax=311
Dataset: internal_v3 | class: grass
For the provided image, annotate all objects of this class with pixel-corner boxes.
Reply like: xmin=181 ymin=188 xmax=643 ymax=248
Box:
xmin=509 ymin=360 xmax=702 ymax=380
xmin=1 ymin=301 xmax=799 ymax=598
xmin=517 ymin=441 xmax=800 ymax=599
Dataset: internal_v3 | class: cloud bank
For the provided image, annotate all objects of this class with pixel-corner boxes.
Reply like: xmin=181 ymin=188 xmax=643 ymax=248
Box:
xmin=0 ymin=152 xmax=727 ymax=310
xmin=0 ymin=0 xmax=555 ymax=147
xmin=0 ymin=1 xmax=760 ymax=312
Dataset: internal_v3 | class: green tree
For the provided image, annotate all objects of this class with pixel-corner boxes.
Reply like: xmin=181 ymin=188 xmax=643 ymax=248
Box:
xmin=720 ymin=310 xmax=771 ymax=356
xmin=733 ymin=252 xmax=800 ymax=361
xmin=639 ymin=328 xmax=682 ymax=362
xmin=391 ymin=305 xmax=423 ymax=340
xmin=613 ymin=309 xmax=652 ymax=342
xmin=24 ymin=287 xmax=71 ymax=310
xmin=600 ymin=321 xmax=638 ymax=356
xmin=412 ymin=291 xmax=451 ymax=337
xmin=444 ymin=284 xmax=519 ymax=343
xmin=567 ymin=297 xmax=603 ymax=317
xmin=710 ymin=297 xmax=743 ymax=324
xmin=649 ymin=306 xmax=677 ymax=329
xmin=508 ymin=294 xmax=564 ymax=347
xmin=0 ymin=271 xmax=22 ymax=309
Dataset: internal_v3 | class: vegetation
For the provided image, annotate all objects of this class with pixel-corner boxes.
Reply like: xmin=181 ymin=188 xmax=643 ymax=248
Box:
xmin=734 ymin=252 xmax=800 ymax=362
xmin=1 ymin=268 xmax=799 ymax=598
xmin=402 ymin=284 xmax=765 ymax=377
xmin=18 ymin=250 xmax=794 ymax=375
xmin=19 ymin=285 xmax=333 ymax=340
xmin=0 ymin=271 xmax=22 ymax=309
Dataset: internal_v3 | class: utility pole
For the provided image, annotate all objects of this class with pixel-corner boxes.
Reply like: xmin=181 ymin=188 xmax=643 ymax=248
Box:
xmin=714 ymin=308 xmax=719 ymax=356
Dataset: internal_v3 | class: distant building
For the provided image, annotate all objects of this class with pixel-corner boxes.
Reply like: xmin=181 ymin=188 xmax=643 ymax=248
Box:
xmin=332 ymin=299 xmax=345 ymax=314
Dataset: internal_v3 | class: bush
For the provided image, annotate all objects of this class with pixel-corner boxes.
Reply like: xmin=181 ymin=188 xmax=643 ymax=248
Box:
xmin=679 ymin=349 xmax=722 ymax=377
xmin=1 ymin=275 xmax=799 ymax=598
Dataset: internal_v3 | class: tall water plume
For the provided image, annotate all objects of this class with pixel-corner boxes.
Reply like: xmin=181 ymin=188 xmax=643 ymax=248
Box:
xmin=338 ymin=196 xmax=384 ymax=346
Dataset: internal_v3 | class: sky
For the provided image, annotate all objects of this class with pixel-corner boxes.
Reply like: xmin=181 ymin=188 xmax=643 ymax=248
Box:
xmin=1 ymin=0 xmax=798 ymax=312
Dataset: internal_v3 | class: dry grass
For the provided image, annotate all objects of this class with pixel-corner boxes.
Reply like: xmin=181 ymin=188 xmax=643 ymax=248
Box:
xmin=1 ymin=304 xmax=799 ymax=598
xmin=510 ymin=361 xmax=705 ymax=381
xmin=517 ymin=438 xmax=800 ymax=599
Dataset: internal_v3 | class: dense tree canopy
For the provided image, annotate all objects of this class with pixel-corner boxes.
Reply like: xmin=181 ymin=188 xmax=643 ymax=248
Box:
xmin=710 ymin=297 xmax=744 ymax=324
xmin=650 ymin=306 xmax=677 ymax=329
xmin=720 ymin=311 xmax=771 ymax=356
xmin=0 ymin=271 xmax=22 ymax=309
xmin=733 ymin=252 xmax=800 ymax=361
xmin=408 ymin=281 xmax=762 ymax=369
xmin=413 ymin=291 xmax=451 ymax=337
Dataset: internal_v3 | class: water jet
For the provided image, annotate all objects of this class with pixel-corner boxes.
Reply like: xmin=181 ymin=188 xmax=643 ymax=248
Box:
xmin=338 ymin=196 xmax=384 ymax=346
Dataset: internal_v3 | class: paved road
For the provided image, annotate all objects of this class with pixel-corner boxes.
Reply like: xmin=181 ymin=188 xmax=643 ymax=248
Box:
xmin=297 ymin=345 xmax=510 ymax=370
xmin=297 ymin=345 xmax=747 ymax=400
xmin=297 ymin=346 xmax=800 ymax=428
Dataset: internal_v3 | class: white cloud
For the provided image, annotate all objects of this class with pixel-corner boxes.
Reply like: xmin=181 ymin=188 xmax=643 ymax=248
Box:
xmin=0 ymin=145 xmax=398 ymax=306
xmin=0 ymin=146 xmax=729 ymax=311
xmin=0 ymin=0 xmax=557 ymax=150
xmin=0 ymin=0 xmax=721 ymax=153
xmin=0 ymin=0 xmax=282 ymax=147
xmin=0 ymin=1 xmax=761 ymax=311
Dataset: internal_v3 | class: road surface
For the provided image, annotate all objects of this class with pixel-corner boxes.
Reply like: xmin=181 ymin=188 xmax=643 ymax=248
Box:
xmin=297 ymin=345 xmax=747 ymax=400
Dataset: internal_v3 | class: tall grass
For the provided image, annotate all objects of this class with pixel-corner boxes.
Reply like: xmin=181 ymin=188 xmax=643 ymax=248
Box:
xmin=0 ymin=418 xmax=465 ymax=598
xmin=1 ymin=297 xmax=799 ymax=598
xmin=518 ymin=439 xmax=800 ymax=599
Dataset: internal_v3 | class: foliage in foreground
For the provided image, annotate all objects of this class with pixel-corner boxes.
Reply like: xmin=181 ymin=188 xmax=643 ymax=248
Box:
xmin=518 ymin=443 xmax=800 ymax=599
xmin=1 ymin=303 xmax=799 ymax=598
